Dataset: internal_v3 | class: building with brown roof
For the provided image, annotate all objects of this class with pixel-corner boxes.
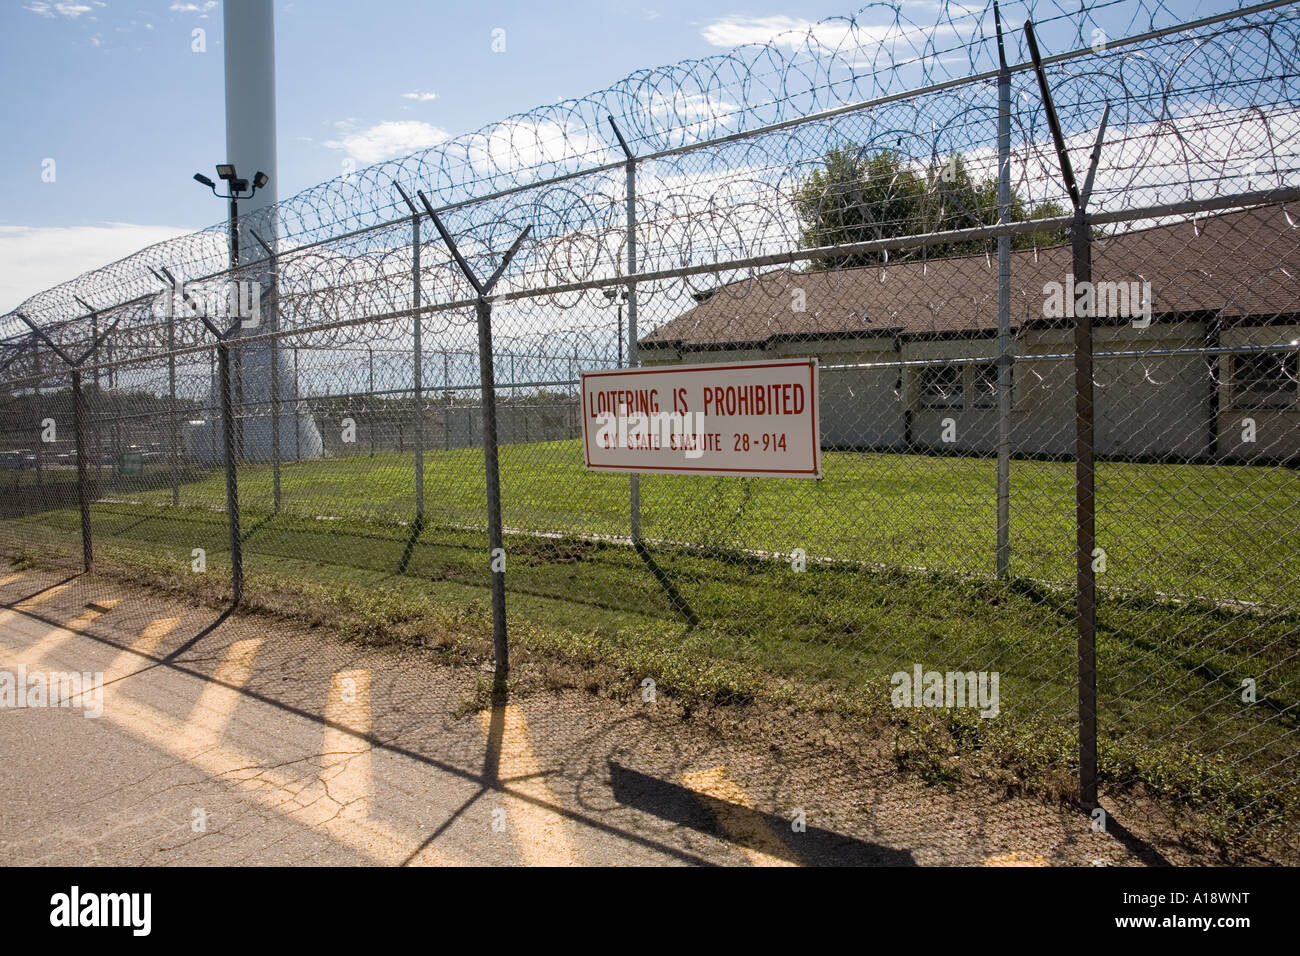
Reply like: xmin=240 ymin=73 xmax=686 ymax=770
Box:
xmin=638 ymin=205 xmax=1300 ymax=461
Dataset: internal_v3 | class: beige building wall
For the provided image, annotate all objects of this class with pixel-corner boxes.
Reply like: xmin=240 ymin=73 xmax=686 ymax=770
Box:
xmin=1091 ymin=320 xmax=1211 ymax=460
xmin=639 ymin=320 xmax=1299 ymax=461
xmin=1013 ymin=320 xmax=1214 ymax=460
xmin=773 ymin=337 xmax=902 ymax=448
xmin=1013 ymin=325 xmax=1079 ymax=458
xmin=902 ymin=337 xmax=1003 ymax=454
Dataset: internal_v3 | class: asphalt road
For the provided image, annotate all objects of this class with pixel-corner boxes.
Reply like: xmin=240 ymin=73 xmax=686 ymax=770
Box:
xmin=0 ymin=567 xmax=1148 ymax=866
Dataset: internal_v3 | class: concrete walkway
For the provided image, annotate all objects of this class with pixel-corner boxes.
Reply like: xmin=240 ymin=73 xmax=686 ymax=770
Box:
xmin=0 ymin=567 xmax=1147 ymax=866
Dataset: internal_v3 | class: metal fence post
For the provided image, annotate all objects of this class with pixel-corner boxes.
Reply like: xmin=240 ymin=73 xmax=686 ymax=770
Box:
xmin=209 ymin=349 xmax=218 ymax=460
xmin=233 ymin=343 xmax=245 ymax=462
xmin=71 ymin=368 xmax=92 ymax=572
xmin=270 ymin=328 xmax=282 ymax=511
xmin=107 ymin=337 xmax=121 ymax=471
xmin=14 ymin=306 xmax=113 ymax=574
xmin=1026 ymin=20 xmax=1108 ymax=811
xmin=368 ymin=345 xmax=376 ymax=456
xmin=444 ymin=351 xmax=452 ymax=451
xmin=393 ymin=184 xmax=427 ymax=519
xmin=31 ymin=336 xmax=43 ymax=489
xmin=995 ymin=4 xmax=1013 ymax=578
xmin=155 ymin=266 xmax=245 ymax=606
xmin=217 ymin=340 xmax=244 ymax=604
xmin=293 ymin=346 xmax=301 ymax=462
xmin=91 ymin=313 xmax=102 ymax=479
xmin=413 ymin=214 xmax=425 ymax=520
xmin=418 ymin=191 xmax=529 ymax=700
xmin=1071 ymin=207 xmax=1098 ymax=811
xmin=605 ymin=115 xmax=696 ymax=626
xmin=476 ymin=296 xmax=509 ymax=692
xmin=608 ymin=116 xmax=642 ymax=543
xmin=168 ymin=309 xmax=180 ymax=507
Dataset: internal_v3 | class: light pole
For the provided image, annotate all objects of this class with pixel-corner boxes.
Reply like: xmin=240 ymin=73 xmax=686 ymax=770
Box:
xmin=193 ymin=169 xmax=270 ymax=340
xmin=194 ymin=164 xmax=269 ymax=271
xmin=193 ymin=164 xmax=268 ymax=462
xmin=603 ymin=287 xmax=628 ymax=367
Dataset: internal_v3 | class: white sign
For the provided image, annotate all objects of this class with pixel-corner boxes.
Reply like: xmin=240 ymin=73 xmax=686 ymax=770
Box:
xmin=580 ymin=358 xmax=821 ymax=478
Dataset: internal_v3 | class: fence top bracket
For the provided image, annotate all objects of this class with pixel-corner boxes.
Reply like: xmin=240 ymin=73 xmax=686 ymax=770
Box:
xmin=607 ymin=115 xmax=634 ymax=162
xmin=415 ymin=188 xmax=532 ymax=299
xmin=393 ymin=180 xmax=420 ymax=217
xmin=12 ymin=301 xmax=122 ymax=369
xmin=151 ymin=265 xmax=241 ymax=342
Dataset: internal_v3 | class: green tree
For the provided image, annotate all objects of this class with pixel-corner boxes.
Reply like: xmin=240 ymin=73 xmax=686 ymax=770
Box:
xmin=793 ymin=148 xmax=1068 ymax=270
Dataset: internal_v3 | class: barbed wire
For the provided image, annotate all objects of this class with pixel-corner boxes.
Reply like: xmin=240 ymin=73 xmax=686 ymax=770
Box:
xmin=2 ymin=0 xmax=1294 ymax=370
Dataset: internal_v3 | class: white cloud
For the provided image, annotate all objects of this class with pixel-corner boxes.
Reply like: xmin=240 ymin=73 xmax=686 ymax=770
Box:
xmin=0 ymin=223 xmax=193 ymax=315
xmin=401 ymin=91 xmax=439 ymax=102
xmin=638 ymin=89 xmax=741 ymax=143
xmin=699 ymin=14 xmax=950 ymax=56
xmin=700 ymin=15 xmax=813 ymax=48
xmin=24 ymin=2 xmax=96 ymax=19
xmin=169 ymin=1 xmax=216 ymax=15
xmin=324 ymin=120 xmax=451 ymax=165
xmin=468 ymin=119 xmax=607 ymax=175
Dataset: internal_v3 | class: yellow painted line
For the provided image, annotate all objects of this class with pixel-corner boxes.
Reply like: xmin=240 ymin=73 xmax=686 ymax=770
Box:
xmin=130 ymin=617 xmax=182 ymax=663
xmin=0 ymin=573 xmax=27 ymax=588
xmin=319 ymin=669 xmax=372 ymax=820
xmin=982 ymin=851 xmax=1049 ymax=867
xmin=86 ymin=616 xmax=180 ymax=685
xmin=6 ymin=599 xmax=117 ymax=670
xmin=480 ymin=705 xmax=579 ymax=866
xmin=0 ymin=615 xmax=459 ymax=865
xmin=679 ymin=765 xmax=798 ymax=867
xmin=0 ymin=582 xmax=79 ymax=650
xmin=111 ymin=677 xmax=456 ymax=865
xmin=57 ymin=616 xmax=181 ymax=708
xmin=181 ymin=638 xmax=262 ymax=746
xmin=11 ymin=582 xmax=71 ymax=609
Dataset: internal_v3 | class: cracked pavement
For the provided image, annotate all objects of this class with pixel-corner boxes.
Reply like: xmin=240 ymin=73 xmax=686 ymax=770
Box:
xmin=0 ymin=566 xmax=1170 ymax=866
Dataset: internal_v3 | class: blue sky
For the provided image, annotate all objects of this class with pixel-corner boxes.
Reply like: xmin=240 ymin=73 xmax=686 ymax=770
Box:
xmin=0 ymin=0 xmax=1253 ymax=312
xmin=0 ymin=0 xmax=877 ymax=310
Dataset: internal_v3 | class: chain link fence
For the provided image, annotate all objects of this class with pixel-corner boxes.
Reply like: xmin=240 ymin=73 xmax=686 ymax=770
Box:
xmin=2 ymin=0 xmax=1298 ymax=859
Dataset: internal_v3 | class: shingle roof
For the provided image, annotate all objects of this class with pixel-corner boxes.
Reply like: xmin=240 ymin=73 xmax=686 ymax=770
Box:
xmin=641 ymin=204 xmax=1300 ymax=349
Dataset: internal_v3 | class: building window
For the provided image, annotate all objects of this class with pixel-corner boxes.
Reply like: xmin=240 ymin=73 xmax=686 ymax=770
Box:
xmin=1232 ymin=352 xmax=1298 ymax=410
xmin=917 ymin=364 xmax=963 ymax=408
xmin=970 ymin=361 xmax=1000 ymax=408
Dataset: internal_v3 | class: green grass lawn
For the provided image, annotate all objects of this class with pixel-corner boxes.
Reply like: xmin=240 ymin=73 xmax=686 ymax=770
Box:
xmin=5 ymin=439 xmax=1298 ymax=847
xmin=91 ymin=439 xmax=1300 ymax=606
